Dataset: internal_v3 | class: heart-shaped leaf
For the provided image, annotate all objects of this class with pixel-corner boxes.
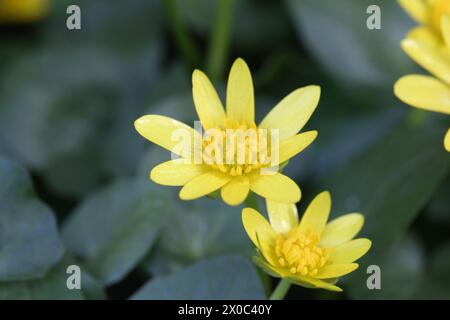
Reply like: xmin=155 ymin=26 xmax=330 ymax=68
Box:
xmin=0 ymin=157 xmax=64 ymax=282
xmin=62 ymin=177 xmax=174 ymax=285
xmin=133 ymin=255 xmax=265 ymax=300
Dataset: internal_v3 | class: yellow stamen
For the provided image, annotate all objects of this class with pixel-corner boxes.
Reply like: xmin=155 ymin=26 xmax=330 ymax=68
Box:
xmin=274 ymin=228 xmax=329 ymax=277
xmin=201 ymin=118 xmax=273 ymax=175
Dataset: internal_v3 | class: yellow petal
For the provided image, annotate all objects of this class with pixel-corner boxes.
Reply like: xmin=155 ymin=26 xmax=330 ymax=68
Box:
xmin=226 ymin=58 xmax=255 ymax=124
xmin=398 ymin=0 xmax=429 ymax=23
xmin=394 ymin=75 xmax=450 ymax=114
xmin=444 ymin=128 xmax=450 ymax=152
xmin=179 ymin=171 xmax=231 ymax=200
xmin=320 ymin=213 xmax=364 ymax=247
xmin=407 ymin=26 xmax=441 ymax=48
xmin=298 ymin=191 xmax=331 ymax=235
xmin=259 ymin=86 xmax=320 ymax=140
xmin=135 ymin=115 xmax=200 ymax=158
xmin=220 ymin=176 xmax=250 ymax=206
xmin=192 ymin=69 xmax=226 ymax=129
xmin=250 ymin=173 xmax=301 ymax=203
xmin=242 ymin=207 xmax=276 ymax=253
xmin=401 ymin=37 xmax=450 ymax=85
xmin=329 ymin=238 xmax=372 ymax=264
xmin=277 ymin=131 xmax=318 ymax=164
xmin=442 ymin=14 xmax=450 ymax=50
xmin=150 ymin=160 xmax=209 ymax=186
xmin=287 ymin=276 xmax=343 ymax=292
xmin=266 ymin=200 xmax=298 ymax=234
xmin=315 ymin=263 xmax=359 ymax=279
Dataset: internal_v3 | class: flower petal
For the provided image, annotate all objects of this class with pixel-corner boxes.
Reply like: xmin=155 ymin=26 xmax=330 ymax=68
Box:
xmin=319 ymin=213 xmax=364 ymax=247
xmin=315 ymin=263 xmax=359 ymax=279
xmin=250 ymin=173 xmax=301 ymax=203
xmin=401 ymin=37 xmax=450 ymax=85
xmin=266 ymin=200 xmax=299 ymax=234
xmin=298 ymin=191 xmax=331 ymax=236
xmin=242 ymin=207 xmax=276 ymax=251
xmin=135 ymin=115 xmax=200 ymax=158
xmin=287 ymin=276 xmax=343 ymax=292
xmin=442 ymin=14 xmax=450 ymax=50
xmin=220 ymin=175 xmax=250 ymax=206
xmin=408 ymin=26 xmax=441 ymax=48
xmin=445 ymin=128 xmax=450 ymax=152
xmin=278 ymin=130 xmax=318 ymax=164
xmin=179 ymin=171 xmax=231 ymax=200
xmin=259 ymin=85 xmax=320 ymax=140
xmin=226 ymin=58 xmax=255 ymax=124
xmin=329 ymin=238 xmax=372 ymax=264
xmin=150 ymin=160 xmax=209 ymax=186
xmin=394 ymin=75 xmax=450 ymax=114
xmin=192 ymin=69 xmax=226 ymax=129
xmin=398 ymin=0 xmax=429 ymax=24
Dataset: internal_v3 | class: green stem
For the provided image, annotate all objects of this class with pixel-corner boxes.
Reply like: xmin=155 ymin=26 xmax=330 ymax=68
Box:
xmin=162 ymin=0 xmax=200 ymax=68
xmin=269 ymin=279 xmax=291 ymax=300
xmin=206 ymin=0 xmax=235 ymax=82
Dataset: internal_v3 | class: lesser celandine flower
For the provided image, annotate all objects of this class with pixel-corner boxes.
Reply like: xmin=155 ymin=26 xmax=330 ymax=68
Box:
xmin=135 ymin=58 xmax=320 ymax=205
xmin=242 ymin=192 xmax=371 ymax=292
xmin=0 ymin=0 xmax=50 ymax=23
xmin=394 ymin=5 xmax=450 ymax=151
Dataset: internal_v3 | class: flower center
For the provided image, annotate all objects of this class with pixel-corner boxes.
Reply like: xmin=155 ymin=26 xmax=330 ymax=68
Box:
xmin=431 ymin=0 xmax=450 ymax=32
xmin=274 ymin=228 xmax=329 ymax=276
xmin=201 ymin=118 xmax=275 ymax=176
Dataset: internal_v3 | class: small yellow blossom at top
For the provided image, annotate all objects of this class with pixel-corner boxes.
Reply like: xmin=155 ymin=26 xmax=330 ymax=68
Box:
xmin=0 ymin=0 xmax=50 ymax=23
xmin=242 ymin=192 xmax=371 ymax=292
xmin=135 ymin=58 xmax=320 ymax=206
xmin=394 ymin=4 xmax=450 ymax=152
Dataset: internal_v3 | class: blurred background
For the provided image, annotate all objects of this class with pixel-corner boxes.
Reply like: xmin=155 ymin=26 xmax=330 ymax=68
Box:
xmin=0 ymin=0 xmax=449 ymax=300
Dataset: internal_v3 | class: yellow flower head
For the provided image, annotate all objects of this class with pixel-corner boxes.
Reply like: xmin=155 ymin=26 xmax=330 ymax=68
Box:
xmin=399 ymin=0 xmax=450 ymax=34
xmin=135 ymin=58 xmax=320 ymax=205
xmin=0 ymin=0 xmax=50 ymax=23
xmin=394 ymin=7 xmax=450 ymax=152
xmin=242 ymin=192 xmax=371 ymax=292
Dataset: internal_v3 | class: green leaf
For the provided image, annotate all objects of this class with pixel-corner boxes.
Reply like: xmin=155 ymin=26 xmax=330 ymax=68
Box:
xmin=62 ymin=177 xmax=174 ymax=285
xmin=286 ymin=0 xmax=416 ymax=86
xmin=319 ymin=122 xmax=449 ymax=297
xmin=142 ymin=198 xmax=252 ymax=276
xmin=0 ymin=47 xmax=125 ymax=197
xmin=0 ymin=0 xmax=164 ymax=198
xmin=0 ymin=255 xmax=84 ymax=300
xmin=0 ymin=157 xmax=64 ymax=281
xmin=132 ymin=255 xmax=265 ymax=300
xmin=286 ymin=106 xmax=402 ymax=181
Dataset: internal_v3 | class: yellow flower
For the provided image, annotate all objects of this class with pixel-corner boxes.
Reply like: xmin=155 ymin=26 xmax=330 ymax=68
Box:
xmin=135 ymin=58 xmax=320 ymax=205
xmin=242 ymin=192 xmax=371 ymax=292
xmin=394 ymin=11 xmax=450 ymax=151
xmin=0 ymin=0 xmax=50 ymax=23
xmin=398 ymin=0 xmax=450 ymax=34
